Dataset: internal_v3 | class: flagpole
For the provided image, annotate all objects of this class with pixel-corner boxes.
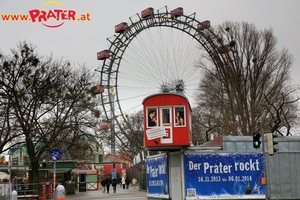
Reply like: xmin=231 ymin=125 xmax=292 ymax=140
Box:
xmin=8 ymin=158 xmax=12 ymax=193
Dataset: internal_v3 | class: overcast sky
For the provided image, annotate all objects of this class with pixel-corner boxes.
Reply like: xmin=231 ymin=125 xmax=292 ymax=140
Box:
xmin=1 ymin=0 xmax=299 ymax=77
xmin=1 ymin=0 xmax=299 ymax=107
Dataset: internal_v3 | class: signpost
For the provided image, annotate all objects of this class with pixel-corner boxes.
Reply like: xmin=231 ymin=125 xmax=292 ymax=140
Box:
xmin=8 ymin=159 xmax=11 ymax=195
xmin=50 ymin=148 xmax=62 ymax=199
xmin=111 ymin=168 xmax=116 ymax=179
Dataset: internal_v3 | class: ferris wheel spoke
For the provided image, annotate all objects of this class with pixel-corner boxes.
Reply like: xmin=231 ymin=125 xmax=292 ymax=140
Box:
xmin=97 ymin=6 xmax=225 ymax=141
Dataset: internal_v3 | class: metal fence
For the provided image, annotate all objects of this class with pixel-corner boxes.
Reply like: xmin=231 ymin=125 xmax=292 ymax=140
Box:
xmin=138 ymin=171 xmax=146 ymax=190
xmin=0 ymin=183 xmax=10 ymax=200
xmin=0 ymin=183 xmax=40 ymax=200
xmin=126 ymin=162 xmax=146 ymax=190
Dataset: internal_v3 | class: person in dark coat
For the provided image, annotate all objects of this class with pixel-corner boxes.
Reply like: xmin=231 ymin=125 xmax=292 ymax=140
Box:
xmin=112 ymin=177 xmax=117 ymax=193
xmin=148 ymin=110 xmax=157 ymax=126
xmin=106 ymin=176 xmax=111 ymax=193
xmin=101 ymin=178 xmax=106 ymax=193
xmin=125 ymin=177 xmax=130 ymax=189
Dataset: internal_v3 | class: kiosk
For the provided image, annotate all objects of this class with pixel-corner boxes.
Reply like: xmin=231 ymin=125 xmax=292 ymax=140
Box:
xmin=143 ymin=92 xmax=192 ymax=150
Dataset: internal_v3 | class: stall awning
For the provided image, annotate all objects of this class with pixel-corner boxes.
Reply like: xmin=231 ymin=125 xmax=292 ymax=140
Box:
xmin=38 ymin=168 xmax=72 ymax=173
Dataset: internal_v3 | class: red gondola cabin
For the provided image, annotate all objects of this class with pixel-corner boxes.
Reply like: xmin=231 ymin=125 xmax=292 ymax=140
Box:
xmin=115 ymin=22 xmax=128 ymax=33
xmin=97 ymin=50 xmax=110 ymax=60
xmin=94 ymin=85 xmax=104 ymax=94
xmin=99 ymin=120 xmax=111 ymax=130
xmin=197 ymin=20 xmax=210 ymax=31
xmin=143 ymin=92 xmax=192 ymax=150
xmin=141 ymin=7 xmax=154 ymax=18
xmin=217 ymin=44 xmax=232 ymax=53
xmin=170 ymin=7 xmax=183 ymax=18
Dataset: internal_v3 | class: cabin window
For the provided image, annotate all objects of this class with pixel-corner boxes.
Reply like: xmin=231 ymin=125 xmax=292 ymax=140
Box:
xmin=161 ymin=108 xmax=171 ymax=125
xmin=174 ymin=106 xmax=185 ymax=126
xmin=147 ymin=108 xmax=157 ymax=127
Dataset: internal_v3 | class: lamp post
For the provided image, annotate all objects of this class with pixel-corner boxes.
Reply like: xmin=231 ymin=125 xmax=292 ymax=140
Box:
xmin=8 ymin=157 xmax=11 ymax=194
xmin=261 ymin=126 xmax=268 ymax=200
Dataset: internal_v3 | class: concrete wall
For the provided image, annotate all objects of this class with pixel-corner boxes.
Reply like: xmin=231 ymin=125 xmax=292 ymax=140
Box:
xmin=169 ymin=152 xmax=183 ymax=200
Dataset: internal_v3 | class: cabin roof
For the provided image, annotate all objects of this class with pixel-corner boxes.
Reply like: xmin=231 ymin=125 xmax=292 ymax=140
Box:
xmin=142 ymin=92 xmax=189 ymax=104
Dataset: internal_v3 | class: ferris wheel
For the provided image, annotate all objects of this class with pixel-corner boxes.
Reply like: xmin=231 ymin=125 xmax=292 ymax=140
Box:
xmin=95 ymin=6 xmax=234 ymax=150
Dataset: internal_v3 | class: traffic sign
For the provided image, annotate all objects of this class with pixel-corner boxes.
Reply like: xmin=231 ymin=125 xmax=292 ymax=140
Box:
xmin=50 ymin=148 xmax=62 ymax=161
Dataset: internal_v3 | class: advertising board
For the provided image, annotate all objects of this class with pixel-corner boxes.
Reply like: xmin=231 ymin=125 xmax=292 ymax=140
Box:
xmin=184 ymin=153 xmax=265 ymax=199
xmin=146 ymin=155 xmax=169 ymax=199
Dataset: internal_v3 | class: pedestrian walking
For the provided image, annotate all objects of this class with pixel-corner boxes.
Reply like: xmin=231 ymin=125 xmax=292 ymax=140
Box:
xmin=121 ymin=176 xmax=126 ymax=189
xmin=125 ymin=177 xmax=130 ymax=189
xmin=101 ymin=178 xmax=106 ymax=193
xmin=119 ymin=177 xmax=122 ymax=187
xmin=106 ymin=175 xmax=111 ymax=193
xmin=112 ymin=177 xmax=117 ymax=193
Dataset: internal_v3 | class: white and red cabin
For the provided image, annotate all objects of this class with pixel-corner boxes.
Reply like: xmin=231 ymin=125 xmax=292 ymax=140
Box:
xmin=170 ymin=7 xmax=183 ymax=18
xmin=99 ymin=120 xmax=111 ymax=130
xmin=97 ymin=50 xmax=110 ymax=60
xmin=115 ymin=22 xmax=128 ymax=33
xmin=94 ymin=85 xmax=104 ymax=94
xmin=197 ymin=20 xmax=210 ymax=31
xmin=141 ymin=7 xmax=154 ymax=18
xmin=143 ymin=92 xmax=192 ymax=150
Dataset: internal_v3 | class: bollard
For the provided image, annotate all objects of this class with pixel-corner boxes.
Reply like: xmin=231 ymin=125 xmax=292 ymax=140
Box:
xmin=55 ymin=184 xmax=65 ymax=200
xmin=11 ymin=190 xmax=17 ymax=200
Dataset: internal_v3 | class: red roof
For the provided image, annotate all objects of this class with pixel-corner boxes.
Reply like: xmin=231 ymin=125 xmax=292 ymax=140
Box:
xmin=201 ymin=136 xmax=223 ymax=147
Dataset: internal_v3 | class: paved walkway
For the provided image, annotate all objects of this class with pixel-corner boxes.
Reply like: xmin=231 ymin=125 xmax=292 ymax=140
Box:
xmin=66 ymin=186 xmax=147 ymax=200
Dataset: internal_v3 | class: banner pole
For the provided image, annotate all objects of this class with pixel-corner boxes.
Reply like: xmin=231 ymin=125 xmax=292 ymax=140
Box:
xmin=261 ymin=127 xmax=268 ymax=200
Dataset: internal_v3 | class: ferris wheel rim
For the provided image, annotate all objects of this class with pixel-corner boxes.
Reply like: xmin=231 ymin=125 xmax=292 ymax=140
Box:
xmin=98 ymin=6 xmax=227 ymax=134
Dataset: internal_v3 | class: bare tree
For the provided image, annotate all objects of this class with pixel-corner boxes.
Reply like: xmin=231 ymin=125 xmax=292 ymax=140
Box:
xmin=0 ymin=42 xmax=100 ymax=182
xmin=195 ymin=21 xmax=298 ymax=137
xmin=114 ymin=111 xmax=144 ymax=162
xmin=0 ymin=95 xmax=24 ymax=154
xmin=191 ymin=106 xmax=220 ymax=143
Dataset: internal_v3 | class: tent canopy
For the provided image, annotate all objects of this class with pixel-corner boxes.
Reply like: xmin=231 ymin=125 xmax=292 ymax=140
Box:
xmin=0 ymin=171 xmax=9 ymax=180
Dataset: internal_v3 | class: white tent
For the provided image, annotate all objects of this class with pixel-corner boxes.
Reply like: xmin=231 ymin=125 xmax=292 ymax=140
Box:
xmin=0 ymin=172 xmax=9 ymax=180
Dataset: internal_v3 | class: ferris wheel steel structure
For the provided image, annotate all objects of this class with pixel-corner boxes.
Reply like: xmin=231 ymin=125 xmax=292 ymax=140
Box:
xmin=96 ymin=6 xmax=235 ymax=153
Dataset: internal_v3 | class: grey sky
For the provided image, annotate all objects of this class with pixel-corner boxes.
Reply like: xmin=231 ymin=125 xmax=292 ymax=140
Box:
xmin=1 ymin=0 xmax=299 ymax=74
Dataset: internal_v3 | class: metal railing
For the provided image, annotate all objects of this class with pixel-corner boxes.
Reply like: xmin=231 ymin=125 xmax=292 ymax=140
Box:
xmin=0 ymin=183 xmax=40 ymax=200
xmin=0 ymin=183 xmax=10 ymax=200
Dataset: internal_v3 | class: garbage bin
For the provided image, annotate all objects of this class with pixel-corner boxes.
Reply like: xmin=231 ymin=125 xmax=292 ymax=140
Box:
xmin=78 ymin=183 xmax=86 ymax=192
xmin=64 ymin=182 xmax=75 ymax=194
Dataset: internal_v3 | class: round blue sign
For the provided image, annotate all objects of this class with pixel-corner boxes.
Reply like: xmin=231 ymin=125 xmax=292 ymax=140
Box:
xmin=50 ymin=148 xmax=62 ymax=161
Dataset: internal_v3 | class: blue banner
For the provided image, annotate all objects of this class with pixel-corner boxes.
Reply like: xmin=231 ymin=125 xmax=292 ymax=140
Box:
xmin=184 ymin=153 xmax=265 ymax=199
xmin=146 ymin=155 xmax=169 ymax=198
xmin=111 ymin=168 xmax=116 ymax=179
